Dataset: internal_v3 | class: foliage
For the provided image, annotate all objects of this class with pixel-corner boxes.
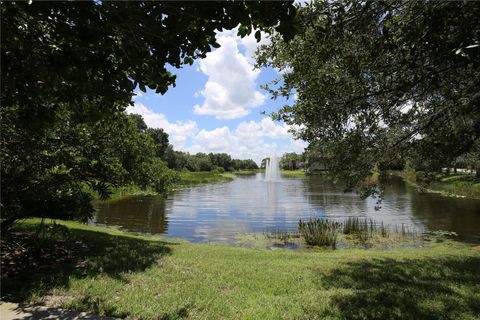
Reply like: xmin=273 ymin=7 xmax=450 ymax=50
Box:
xmin=298 ymin=218 xmax=340 ymax=248
xmin=3 ymin=220 xmax=479 ymax=319
xmin=2 ymin=1 xmax=297 ymax=126
xmin=1 ymin=111 xmax=176 ymax=229
xmin=1 ymin=2 xmax=297 ymax=229
xmin=279 ymin=152 xmax=305 ymax=170
xmin=257 ymin=0 xmax=480 ymax=192
xmin=146 ymin=128 xmax=169 ymax=158
xmin=232 ymin=159 xmax=259 ymax=171
xmin=162 ymin=149 xmax=258 ymax=173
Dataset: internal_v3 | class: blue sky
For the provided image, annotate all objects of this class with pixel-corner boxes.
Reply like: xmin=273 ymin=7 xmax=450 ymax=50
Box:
xmin=128 ymin=29 xmax=306 ymax=164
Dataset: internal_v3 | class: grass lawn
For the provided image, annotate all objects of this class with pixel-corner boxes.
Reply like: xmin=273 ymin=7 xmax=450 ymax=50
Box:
xmin=2 ymin=219 xmax=479 ymax=320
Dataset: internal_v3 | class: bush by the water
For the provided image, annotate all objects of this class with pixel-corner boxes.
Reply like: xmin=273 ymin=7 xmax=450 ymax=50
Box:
xmin=298 ymin=218 xmax=340 ymax=248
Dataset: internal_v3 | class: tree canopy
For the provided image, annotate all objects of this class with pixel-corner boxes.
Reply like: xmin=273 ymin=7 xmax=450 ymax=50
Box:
xmin=2 ymin=1 xmax=296 ymax=127
xmin=257 ymin=0 xmax=480 ymax=190
xmin=1 ymin=1 xmax=296 ymax=230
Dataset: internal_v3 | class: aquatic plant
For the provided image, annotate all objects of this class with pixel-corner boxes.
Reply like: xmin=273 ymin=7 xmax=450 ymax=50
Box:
xmin=343 ymin=217 xmax=391 ymax=242
xmin=380 ymin=221 xmax=388 ymax=237
xmin=263 ymin=228 xmax=298 ymax=242
xmin=298 ymin=218 xmax=340 ymax=248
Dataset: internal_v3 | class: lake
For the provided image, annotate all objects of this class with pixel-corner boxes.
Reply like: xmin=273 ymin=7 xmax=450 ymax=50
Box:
xmin=91 ymin=173 xmax=480 ymax=243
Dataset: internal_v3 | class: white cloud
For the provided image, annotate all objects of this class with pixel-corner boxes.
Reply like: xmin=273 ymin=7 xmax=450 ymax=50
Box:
xmin=294 ymin=0 xmax=311 ymax=6
xmin=186 ymin=117 xmax=307 ymax=163
xmin=238 ymin=31 xmax=271 ymax=62
xmin=126 ymin=104 xmax=307 ymax=164
xmin=235 ymin=118 xmax=291 ymax=140
xmin=193 ymin=30 xmax=267 ymax=120
xmin=126 ymin=103 xmax=198 ymax=149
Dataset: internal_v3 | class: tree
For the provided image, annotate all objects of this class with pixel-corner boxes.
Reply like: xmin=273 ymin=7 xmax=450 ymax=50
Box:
xmin=257 ymin=0 xmax=480 ymax=190
xmin=1 ymin=1 xmax=297 ymax=229
xmin=208 ymin=153 xmax=233 ymax=171
xmin=2 ymin=1 xmax=297 ymax=125
xmin=280 ymin=152 xmax=305 ymax=170
xmin=130 ymin=114 xmax=148 ymax=132
xmin=261 ymin=158 xmax=269 ymax=169
xmin=232 ymin=159 xmax=259 ymax=170
xmin=1 ymin=110 xmax=175 ymax=230
xmin=147 ymin=128 xmax=170 ymax=158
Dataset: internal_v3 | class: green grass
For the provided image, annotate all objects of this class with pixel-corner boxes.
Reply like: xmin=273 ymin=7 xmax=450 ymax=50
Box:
xmin=233 ymin=169 xmax=263 ymax=175
xmin=177 ymin=171 xmax=235 ymax=186
xmin=2 ymin=220 xmax=480 ymax=319
xmin=281 ymin=170 xmax=306 ymax=177
xmin=431 ymin=174 xmax=480 ymax=199
xmin=397 ymin=170 xmax=480 ymax=199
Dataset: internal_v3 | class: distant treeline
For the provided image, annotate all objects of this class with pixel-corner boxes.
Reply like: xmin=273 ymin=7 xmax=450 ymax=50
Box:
xmin=132 ymin=114 xmax=258 ymax=173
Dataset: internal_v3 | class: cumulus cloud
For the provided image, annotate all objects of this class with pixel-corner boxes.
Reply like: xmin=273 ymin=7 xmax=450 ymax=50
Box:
xmin=126 ymin=103 xmax=198 ymax=149
xmin=235 ymin=118 xmax=291 ymax=140
xmin=193 ymin=30 xmax=267 ymax=120
xmin=126 ymin=105 xmax=307 ymax=164
xmin=186 ymin=117 xmax=307 ymax=163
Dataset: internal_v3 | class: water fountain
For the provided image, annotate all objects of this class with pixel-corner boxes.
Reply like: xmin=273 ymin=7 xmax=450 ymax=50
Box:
xmin=265 ymin=154 xmax=280 ymax=181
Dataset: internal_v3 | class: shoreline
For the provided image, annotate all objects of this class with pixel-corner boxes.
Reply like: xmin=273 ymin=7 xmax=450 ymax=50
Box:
xmin=390 ymin=170 xmax=480 ymax=200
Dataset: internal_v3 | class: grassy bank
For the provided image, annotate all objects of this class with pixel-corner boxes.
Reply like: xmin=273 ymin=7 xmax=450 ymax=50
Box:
xmin=2 ymin=220 xmax=479 ymax=319
xmin=430 ymin=174 xmax=480 ymax=199
xmin=233 ymin=169 xmax=263 ymax=175
xmin=177 ymin=171 xmax=235 ymax=186
xmin=281 ymin=170 xmax=306 ymax=177
xmin=88 ymin=172 xmax=237 ymax=201
xmin=396 ymin=170 xmax=480 ymax=199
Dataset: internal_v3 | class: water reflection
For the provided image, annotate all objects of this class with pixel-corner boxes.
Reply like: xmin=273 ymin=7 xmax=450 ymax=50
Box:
xmin=92 ymin=173 xmax=480 ymax=243
xmin=93 ymin=196 xmax=168 ymax=234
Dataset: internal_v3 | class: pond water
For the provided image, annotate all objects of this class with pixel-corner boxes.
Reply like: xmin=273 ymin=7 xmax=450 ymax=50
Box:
xmin=91 ymin=174 xmax=480 ymax=243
